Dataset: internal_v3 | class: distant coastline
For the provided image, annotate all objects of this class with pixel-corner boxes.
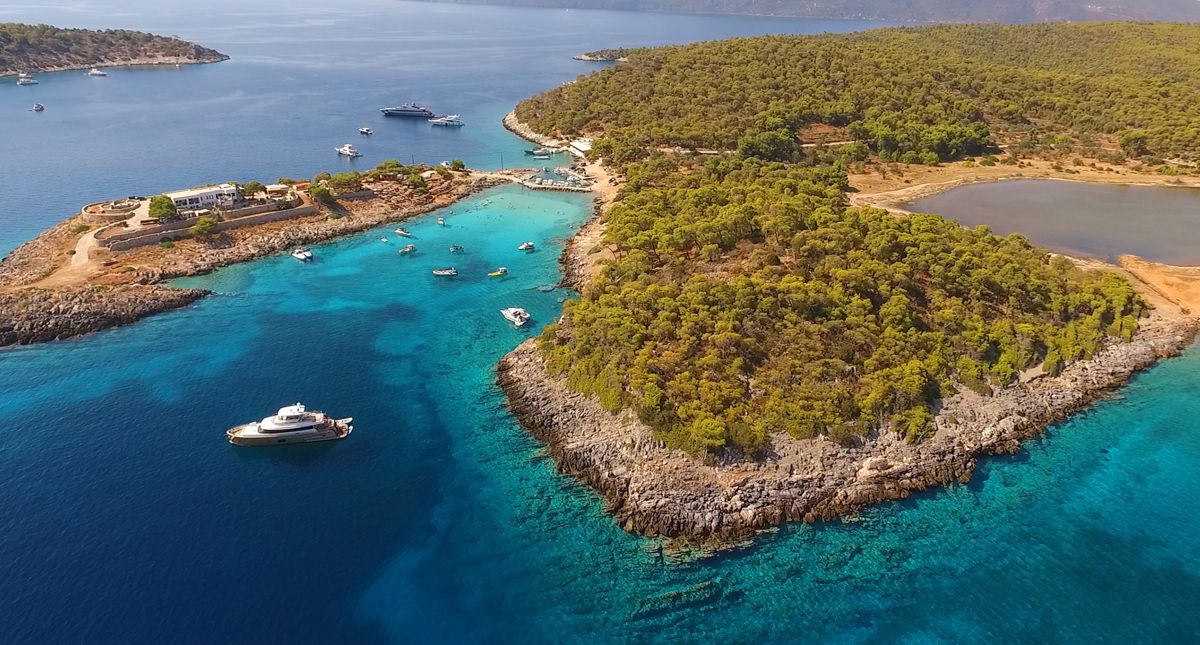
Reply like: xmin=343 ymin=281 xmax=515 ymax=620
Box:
xmin=0 ymin=23 xmax=227 ymax=77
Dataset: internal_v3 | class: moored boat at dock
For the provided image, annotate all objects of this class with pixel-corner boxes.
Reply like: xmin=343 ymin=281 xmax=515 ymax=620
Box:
xmin=227 ymin=403 xmax=352 ymax=446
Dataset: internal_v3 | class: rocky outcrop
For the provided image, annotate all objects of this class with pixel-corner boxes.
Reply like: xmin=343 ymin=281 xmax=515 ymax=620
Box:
xmin=0 ymin=285 xmax=209 ymax=346
xmin=503 ymin=111 xmax=564 ymax=147
xmin=498 ymin=313 xmax=1199 ymax=545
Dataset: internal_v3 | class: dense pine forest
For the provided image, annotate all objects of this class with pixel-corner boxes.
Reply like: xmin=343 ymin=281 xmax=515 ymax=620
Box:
xmin=0 ymin=23 xmax=226 ymax=75
xmin=529 ymin=23 xmax=1167 ymax=453
xmin=518 ymin=23 xmax=1200 ymax=162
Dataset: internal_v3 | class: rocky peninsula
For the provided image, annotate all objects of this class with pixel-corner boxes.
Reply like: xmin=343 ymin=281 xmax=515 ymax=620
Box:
xmin=0 ymin=23 xmax=227 ymax=76
xmin=497 ymin=113 xmax=1200 ymax=547
xmin=0 ymin=171 xmax=499 ymax=348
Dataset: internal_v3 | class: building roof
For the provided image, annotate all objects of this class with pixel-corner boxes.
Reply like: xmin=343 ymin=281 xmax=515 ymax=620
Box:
xmin=163 ymin=183 xmax=238 ymax=200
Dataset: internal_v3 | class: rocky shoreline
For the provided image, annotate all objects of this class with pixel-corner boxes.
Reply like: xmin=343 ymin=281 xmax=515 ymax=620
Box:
xmin=0 ymin=174 xmax=499 ymax=348
xmin=498 ymin=313 xmax=1198 ymax=544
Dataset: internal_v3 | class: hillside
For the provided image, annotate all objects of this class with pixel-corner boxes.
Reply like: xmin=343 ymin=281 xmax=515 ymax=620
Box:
xmin=518 ymin=23 xmax=1200 ymax=161
xmin=517 ymin=22 xmax=1186 ymax=453
xmin=416 ymin=0 xmax=1200 ymax=23
xmin=0 ymin=23 xmax=227 ymax=76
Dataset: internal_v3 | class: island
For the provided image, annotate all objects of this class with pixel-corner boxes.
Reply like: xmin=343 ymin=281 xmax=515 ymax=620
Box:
xmin=499 ymin=22 xmax=1200 ymax=547
xmin=0 ymin=23 xmax=227 ymax=76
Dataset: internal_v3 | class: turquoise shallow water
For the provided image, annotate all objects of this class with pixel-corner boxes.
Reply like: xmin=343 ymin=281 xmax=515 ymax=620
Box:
xmin=3 ymin=1 xmax=1200 ymax=641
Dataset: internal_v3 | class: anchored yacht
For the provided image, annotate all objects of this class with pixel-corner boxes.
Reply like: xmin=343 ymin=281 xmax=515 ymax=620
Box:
xmin=358 ymin=127 xmax=373 ymax=135
xmin=86 ymin=68 xmax=108 ymax=76
xmin=517 ymin=241 xmax=536 ymax=251
xmin=429 ymin=114 xmax=465 ymax=127
xmin=380 ymin=102 xmax=435 ymax=118
xmin=336 ymin=143 xmax=361 ymax=157
xmin=291 ymin=247 xmax=313 ymax=262
xmin=227 ymin=403 xmax=353 ymax=446
xmin=15 ymin=73 xmax=38 ymax=85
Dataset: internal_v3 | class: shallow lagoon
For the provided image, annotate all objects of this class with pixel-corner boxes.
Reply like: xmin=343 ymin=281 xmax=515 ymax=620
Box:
xmin=905 ymin=179 xmax=1200 ymax=265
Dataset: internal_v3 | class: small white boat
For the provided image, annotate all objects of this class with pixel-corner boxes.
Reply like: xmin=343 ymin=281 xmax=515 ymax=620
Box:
xmin=30 ymin=103 xmax=44 ymax=112
xmin=501 ymin=307 xmax=531 ymax=327
xmin=359 ymin=127 xmax=373 ymax=135
xmin=429 ymin=114 xmax=465 ymax=127
xmin=449 ymin=244 xmax=464 ymax=253
xmin=380 ymin=237 xmax=388 ymax=243
xmin=395 ymin=227 xmax=412 ymax=237
xmin=15 ymin=73 xmax=37 ymax=86
xmin=291 ymin=247 xmax=313 ymax=262
xmin=86 ymin=67 xmax=108 ymax=77
xmin=432 ymin=267 xmax=458 ymax=276
xmin=227 ymin=403 xmax=353 ymax=446
xmin=336 ymin=143 xmax=362 ymax=157
xmin=517 ymin=241 xmax=536 ymax=251
xmin=436 ymin=217 xmax=446 ymax=226
xmin=398 ymin=244 xmax=416 ymax=254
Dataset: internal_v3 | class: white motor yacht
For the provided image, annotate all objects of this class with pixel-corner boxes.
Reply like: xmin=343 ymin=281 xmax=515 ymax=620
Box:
xmin=358 ymin=127 xmax=373 ymax=135
xmin=517 ymin=241 xmax=536 ymax=251
xmin=429 ymin=114 xmax=465 ymax=127
xmin=227 ymin=403 xmax=352 ymax=446
xmin=395 ymin=227 xmax=412 ymax=237
xmin=501 ymin=307 xmax=531 ymax=326
xmin=432 ymin=267 xmax=458 ymax=276
xmin=336 ymin=143 xmax=362 ymax=157
xmin=291 ymin=247 xmax=313 ymax=262
xmin=437 ymin=217 xmax=446 ymax=226
xmin=86 ymin=67 xmax=108 ymax=77
xmin=16 ymin=73 xmax=38 ymax=85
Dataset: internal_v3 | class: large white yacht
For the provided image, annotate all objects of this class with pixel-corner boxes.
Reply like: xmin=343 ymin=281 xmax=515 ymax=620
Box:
xmin=501 ymin=307 xmax=531 ymax=326
xmin=86 ymin=67 xmax=108 ymax=77
xmin=336 ymin=143 xmax=361 ymax=157
xmin=227 ymin=403 xmax=352 ymax=446
xmin=429 ymin=114 xmax=465 ymax=127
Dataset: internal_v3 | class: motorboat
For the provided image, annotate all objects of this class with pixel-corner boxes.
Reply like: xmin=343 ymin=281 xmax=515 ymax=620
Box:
xmin=517 ymin=241 xmax=536 ymax=251
xmin=380 ymin=236 xmax=388 ymax=243
xmin=398 ymin=244 xmax=416 ymax=254
xmin=429 ymin=114 xmax=465 ymax=127
xmin=86 ymin=67 xmax=108 ymax=77
xmin=336 ymin=143 xmax=362 ymax=157
xmin=436 ymin=217 xmax=446 ymax=226
xmin=488 ymin=267 xmax=508 ymax=277
xmin=291 ymin=247 xmax=313 ymax=262
xmin=359 ymin=127 xmax=373 ymax=135
xmin=432 ymin=267 xmax=458 ymax=277
xmin=15 ymin=73 xmax=37 ymax=85
xmin=449 ymin=244 xmax=464 ymax=253
xmin=30 ymin=103 xmax=44 ymax=112
xmin=501 ymin=307 xmax=531 ymax=327
xmin=525 ymin=147 xmax=556 ymax=156
xmin=395 ymin=227 xmax=412 ymax=237
xmin=227 ymin=403 xmax=353 ymax=446
xmin=532 ymin=155 xmax=551 ymax=160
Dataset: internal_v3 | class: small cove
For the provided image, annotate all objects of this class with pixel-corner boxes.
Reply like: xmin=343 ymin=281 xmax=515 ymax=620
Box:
xmin=904 ymin=179 xmax=1200 ymax=265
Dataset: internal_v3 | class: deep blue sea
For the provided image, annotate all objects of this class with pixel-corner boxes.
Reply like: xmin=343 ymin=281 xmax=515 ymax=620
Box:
xmin=3 ymin=2 xmax=1200 ymax=643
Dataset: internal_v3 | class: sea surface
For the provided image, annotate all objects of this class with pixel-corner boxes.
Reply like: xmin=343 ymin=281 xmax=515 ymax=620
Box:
xmin=905 ymin=179 xmax=1200 ymax=264
xmin=2 ymin=2 xmax=1200 ymax=642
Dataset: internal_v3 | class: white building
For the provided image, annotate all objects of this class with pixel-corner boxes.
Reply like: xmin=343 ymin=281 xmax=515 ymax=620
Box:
xmin=164 ymin=183 xmax=240 ymax=212
xmin=569 ymin=138 xmax=593 ymax=158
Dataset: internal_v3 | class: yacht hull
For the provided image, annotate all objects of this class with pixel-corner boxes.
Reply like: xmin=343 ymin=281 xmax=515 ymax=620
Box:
xmin=227 ymin=420 xmax=352 ymax=446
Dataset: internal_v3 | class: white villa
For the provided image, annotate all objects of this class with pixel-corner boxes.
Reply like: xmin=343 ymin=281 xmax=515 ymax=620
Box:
xmin=164 ymin=183 xmax=240 ymax=212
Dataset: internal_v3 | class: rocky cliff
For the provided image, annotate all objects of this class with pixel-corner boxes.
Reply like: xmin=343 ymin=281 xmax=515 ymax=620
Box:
xmin=498 ymin=313 xmax=1198 ymax=545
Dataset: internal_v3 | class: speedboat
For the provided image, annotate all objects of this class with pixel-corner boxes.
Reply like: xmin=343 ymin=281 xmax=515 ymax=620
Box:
xmin=227 ymin=403 xmax=353 ymax=446
xmin=15 ymin=73 xmax=37 ymax=85
xmin=359 ymin=127 xmax=373 ymax=135
xmin=436 ymin=217 xmax=446 ymax=226
xmin=429 ymin=114 xmax=465 ymax=127
xmin=398 ymin=244 xmax=416 ymax=254
xmin=501 ymin=307 xmax=531 ymax=327
xmin=432 ymin=267 xmax=458 ymax=277
xmin=86 ymin=67 xmax=107 ymax=77
xmin=525 ymin=147 xmax=556 ymax=156
xmin=489 ymin=267 xmax=508 ymax=277
xmin=291 ymin=247 xmax=313 ymax=262
xmin=449 ymin=244 xmax=464 ymax=253
xmin=517 ymin=241 xmax=536 ymax=251
xmin=395 ymin=227 xmax=412 ymax=237
xmin=380 ymin=236 xmax=388 ymax=243
xmin=336 ymin=143 xmax=361 ymax=157
xmin=30 ymin=103 xmax=44 ymax=112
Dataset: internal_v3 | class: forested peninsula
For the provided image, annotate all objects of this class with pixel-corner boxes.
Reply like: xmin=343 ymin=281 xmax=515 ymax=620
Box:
xmin=0 ymin=23 xmax=227 ymax=76
xmin=418 ymin=0 xmax=1200 ymax=24
xmin=500 ymin=22 xmax=1200 ymax=544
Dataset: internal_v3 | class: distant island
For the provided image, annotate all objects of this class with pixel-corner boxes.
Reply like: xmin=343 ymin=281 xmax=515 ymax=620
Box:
xmin=0 ymin=23 xmax=227 ymax=76
xmin=414 ymin=0 xmax=1200 ymax=24
xmin=501 ymin=22 xmax=1200 ymax=546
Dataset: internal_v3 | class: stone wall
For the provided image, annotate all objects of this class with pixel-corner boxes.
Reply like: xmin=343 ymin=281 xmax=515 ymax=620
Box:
xmin=105 ymin=203 xmax=318 ymax=251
